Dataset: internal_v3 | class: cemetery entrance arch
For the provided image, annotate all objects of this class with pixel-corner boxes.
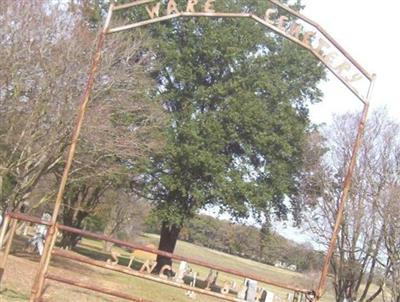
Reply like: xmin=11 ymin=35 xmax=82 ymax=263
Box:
xmin=25 ymin=1 xmax=376 ymax=301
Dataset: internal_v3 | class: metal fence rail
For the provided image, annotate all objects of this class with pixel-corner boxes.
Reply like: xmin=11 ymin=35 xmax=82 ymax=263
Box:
xmin=0 ymin=212 xmax=311 ymax=302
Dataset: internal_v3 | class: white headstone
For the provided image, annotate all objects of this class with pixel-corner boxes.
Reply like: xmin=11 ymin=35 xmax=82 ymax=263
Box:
xmin=245 ymin=279 xmax=258 ymax=302
xmin=265 ymin=291 xmax=274 ymax=302
xmin=238 ymin=282 xmax=247 ymax=299
xmin=176 ymin=261 xmax=188 ymax=283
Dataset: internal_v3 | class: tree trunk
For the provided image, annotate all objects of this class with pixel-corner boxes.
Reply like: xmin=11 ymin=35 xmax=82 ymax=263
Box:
xmin=102 ymin=219 xmax=117 ymax=252
xmin=155 ymin=221 xmax=181 ymax=274
xmin=60 ymin=210 xmax=87 ymax=249
xmin=59 ymin=232 xmax=81 ymax=250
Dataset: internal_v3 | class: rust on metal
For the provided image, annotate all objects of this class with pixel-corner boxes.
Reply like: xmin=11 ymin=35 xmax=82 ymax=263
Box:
xmin=29 ymin=4 xmax=115 ymax=302
xmin=9 ymin=212 xmax=309 ymax=294
xmin=15 ymin=1 xmax=374 ymax=301
xmin=315 ymin=75 xmax=376 ymax=299
xmin=108 ymin=13 xmax=181 ymax=33
xmin=46 ymin=273 xmax=154 ymax=302
xmin=107 ymin=0 xmax=372 ymax=102
xmin=57 ymin=223 xmax=309 ymax=293
xmin=47 ymin=4 xmax=113 ymax=228
xmin=8 ymin=212 xmax=52 ymax=226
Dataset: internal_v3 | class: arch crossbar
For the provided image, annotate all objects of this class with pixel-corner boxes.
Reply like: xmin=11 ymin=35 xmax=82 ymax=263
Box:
xmin=107 ymin=1 xmax=374 ymax=104
xmin=21 ymin=1 xmax=375 ymax=301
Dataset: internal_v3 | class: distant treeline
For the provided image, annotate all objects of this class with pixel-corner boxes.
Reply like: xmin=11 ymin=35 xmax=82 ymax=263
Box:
xmin=146 ymin=214 xmax=323 ymax=272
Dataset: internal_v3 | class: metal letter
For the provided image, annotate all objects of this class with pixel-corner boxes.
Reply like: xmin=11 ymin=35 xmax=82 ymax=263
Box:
xmin=146 ymin=2 xmax=161 ymax=18
xmin=159 ymin=265 xmax=172 ymax=279
xmin=204 ymin=0 xmax=215 ymax=13
xmin=323 ymin=51 xmax=338 ymax=65
xmin=348 ymin=73 xmax=363 ymax=83
xmin=264 ymin=8 xmax=277 ymax=23
xmin=277 ymin=16 xmax=288 ymax=30
xmin=186 ymin=0 xmax=198 ymax=12
xmin=139 ymin=260 xmax=158 ymax=274
xmin=287 ymin=22 xmax=302 ymax=39
xmin=313 ymin=38 xmax=330 ymax=55
xmin=334 ymin=61 xmax=351 ymax=77
xmin=302 ymin=31 xmax=316 ymax=46
xmin=167 ymin=0 xmax=180 ymax=14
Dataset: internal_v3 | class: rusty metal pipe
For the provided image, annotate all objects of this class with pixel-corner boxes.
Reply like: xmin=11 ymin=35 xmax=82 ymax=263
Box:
xmin=0 ymin=218 xmax=17 ymax=284
xmin=57 ymin=224 xmax=309 ymax=293
xmin=108 ymin=13 xmax=181 ymax=33
xmin=8 ymin=212 xmax=52 ymax=226
xmin=6 ymin=211 xmax=310 ymax=294
xmin=315 ymin=75 xmax=376 ymax=300
xmin=47 ymin=5 xmax=113 ymax=228
xmin=52 ymin=248 xmax=242 ymax=302
xmin=29 ymin=4 xmax=114 ymax=302
xmin=19 ymin=1 xmax=374 ymax=301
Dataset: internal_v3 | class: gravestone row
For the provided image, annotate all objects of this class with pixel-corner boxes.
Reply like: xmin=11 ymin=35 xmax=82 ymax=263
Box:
xmin=106 ymin=249 xmax=302 ymax=302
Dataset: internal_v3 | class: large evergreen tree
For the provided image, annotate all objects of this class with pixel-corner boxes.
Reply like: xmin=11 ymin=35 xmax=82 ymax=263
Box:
xmin=133 ymin=0 xmax=326 ymax=268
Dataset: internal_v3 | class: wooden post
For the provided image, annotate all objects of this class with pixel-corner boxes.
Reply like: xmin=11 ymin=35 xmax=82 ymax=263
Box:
xmin=0 ymin=218 xmax=17 ymax=284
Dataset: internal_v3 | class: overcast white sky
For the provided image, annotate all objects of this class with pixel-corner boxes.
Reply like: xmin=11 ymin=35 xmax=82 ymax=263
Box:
xmin=303 ymin=0 xmax=400 ymax=124
xmin=184 ymin=0 xmax=399 ymax=245
xmin=276 ymin=0 xmax=400 ymax=244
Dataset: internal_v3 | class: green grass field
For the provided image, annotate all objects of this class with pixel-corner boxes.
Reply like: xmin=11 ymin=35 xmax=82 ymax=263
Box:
xmin=0 ymin=233 xmax=336 ymax=302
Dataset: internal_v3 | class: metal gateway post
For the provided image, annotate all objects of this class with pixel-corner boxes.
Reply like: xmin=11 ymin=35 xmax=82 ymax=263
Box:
xmin=315 ymin=76 xmax=376 ymax=299
xmin=24 ymin=0 xmax=375 ymax=301
xmin=0 ymin=217 xmax=17 ymax=283
xmin=29 ymin=4 xmax=115 ymax=301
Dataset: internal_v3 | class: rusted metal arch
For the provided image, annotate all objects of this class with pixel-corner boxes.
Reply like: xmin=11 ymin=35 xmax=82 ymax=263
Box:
xmin=17 ymin=0 xmax=375 ymax=301
xmin=108 ymin=11 xmax=371 ymax=104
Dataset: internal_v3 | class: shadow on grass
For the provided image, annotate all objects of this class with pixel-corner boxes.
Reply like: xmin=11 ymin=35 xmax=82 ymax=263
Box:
xmin=46 ymin=243 xmax=146 ymax=276
xmin=8 ymin=235 xmax=238 ymax=297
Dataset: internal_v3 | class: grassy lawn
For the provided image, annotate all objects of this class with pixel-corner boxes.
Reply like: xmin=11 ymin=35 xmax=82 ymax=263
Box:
xmin=0 ymin=233 xmax=336 ymax=302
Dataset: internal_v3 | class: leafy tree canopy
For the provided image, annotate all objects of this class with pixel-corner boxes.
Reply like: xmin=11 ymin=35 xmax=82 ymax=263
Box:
xmin=132 ymin=0 xmax=326 ymax=231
